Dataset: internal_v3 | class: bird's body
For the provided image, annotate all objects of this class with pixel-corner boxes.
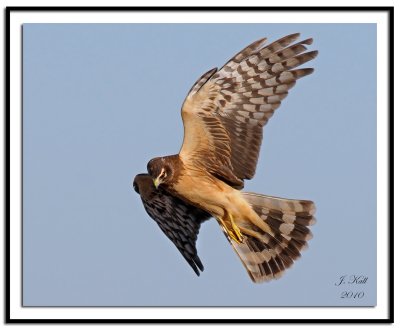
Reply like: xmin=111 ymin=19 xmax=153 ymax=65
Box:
xmin=135 ymin=33 xmax=318 ymax=282
xmin=149 ymin=155 xmax=271 ymax=243
xmin=176 ymin=165 xmax=273 ymax=239
xmin=171 ymin=159 xmax=242 ymax=218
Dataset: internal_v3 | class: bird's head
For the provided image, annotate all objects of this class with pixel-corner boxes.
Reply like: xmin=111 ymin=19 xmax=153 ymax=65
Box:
xmin=147 ymin=157 xmax=173 ymax=188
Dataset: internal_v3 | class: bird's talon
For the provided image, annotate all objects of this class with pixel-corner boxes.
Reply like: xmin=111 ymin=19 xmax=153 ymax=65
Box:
xmin=232 ymin=225 xmax=243 ymax=243
xmin=228 ymin=213 xmax=243 ymax=243
xmin=217 ymin=215 xmax=243 ymax=243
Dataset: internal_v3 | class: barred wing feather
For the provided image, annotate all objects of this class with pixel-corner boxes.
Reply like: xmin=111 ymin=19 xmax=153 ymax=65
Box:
xmin=133 ymin=174 xmax=211 ymax=276
xmin=179 ymin=33 xmax=318 ymax=188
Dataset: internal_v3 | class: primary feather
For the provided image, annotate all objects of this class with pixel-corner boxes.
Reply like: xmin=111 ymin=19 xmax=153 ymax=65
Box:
xmin=133 ymin=174 xmax=210 ymax=276
xmin=180 ymin=33 xmax=318 ymax=188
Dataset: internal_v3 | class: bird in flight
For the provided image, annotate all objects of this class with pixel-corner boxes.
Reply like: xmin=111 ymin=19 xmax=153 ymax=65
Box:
xmin=134 ymin=33 xmax=317 ymax=283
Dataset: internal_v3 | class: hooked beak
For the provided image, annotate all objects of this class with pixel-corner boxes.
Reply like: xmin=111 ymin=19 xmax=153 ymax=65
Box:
xmin=153 ymin=177 xmax=160 ymax=189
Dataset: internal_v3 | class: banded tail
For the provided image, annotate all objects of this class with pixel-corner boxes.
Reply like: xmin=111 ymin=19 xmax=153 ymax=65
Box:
xmin=230 ymin=192 xmax=316 ymax=283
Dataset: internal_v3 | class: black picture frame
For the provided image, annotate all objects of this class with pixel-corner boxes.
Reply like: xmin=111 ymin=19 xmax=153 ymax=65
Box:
xmin=5 ymin=6 xmax=394 ymax=324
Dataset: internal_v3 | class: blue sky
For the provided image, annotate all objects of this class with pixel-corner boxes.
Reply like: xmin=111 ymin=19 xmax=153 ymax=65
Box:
xmin=23 ymin=23 xmax=376 ymax=306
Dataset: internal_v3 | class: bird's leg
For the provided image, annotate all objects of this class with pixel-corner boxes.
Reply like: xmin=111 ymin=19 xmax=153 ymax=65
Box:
xmin=228 ymin=212 xmax=243 ymax=243
xmin=217 ymin=212 xmax=243 ymax=244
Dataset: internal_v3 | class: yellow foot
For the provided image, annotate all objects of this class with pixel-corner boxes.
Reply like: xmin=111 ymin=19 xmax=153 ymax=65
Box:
xmin=228 ymin=213 xmax=243 ymax=243
xmin=217 ymin=213 xmax=243 ymax=244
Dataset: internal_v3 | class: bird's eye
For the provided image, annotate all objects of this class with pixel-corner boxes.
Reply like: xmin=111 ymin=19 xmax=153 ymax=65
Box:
xmin=160 ymin=169 xmax=167 ymax=179
xmin=133 ymin=182 xmax=139 ymax=194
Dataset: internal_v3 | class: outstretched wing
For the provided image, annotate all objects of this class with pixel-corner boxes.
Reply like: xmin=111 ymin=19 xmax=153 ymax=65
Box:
xmin=179 ymin=33 xmax=318 ymax=188
xmin=133 ymin=174 xmax=211 ymax=276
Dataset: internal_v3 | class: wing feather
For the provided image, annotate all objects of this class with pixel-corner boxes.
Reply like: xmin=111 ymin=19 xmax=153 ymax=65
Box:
xmin=133 ymin=174 xmax=210 ymax=276
xmin=179 ymin=34 xmax=318 ymax=187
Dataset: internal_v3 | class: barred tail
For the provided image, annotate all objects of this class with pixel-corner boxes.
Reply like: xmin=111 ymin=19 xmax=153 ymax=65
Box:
xmin=232 ymin=192 xmax=316 ymax=283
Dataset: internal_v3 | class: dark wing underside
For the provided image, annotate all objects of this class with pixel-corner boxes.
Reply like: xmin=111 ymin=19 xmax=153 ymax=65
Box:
xmin=179 ymin=34 xmax=318 ymax=188
xmin=133 ymin=174 xmax=211 ymax=276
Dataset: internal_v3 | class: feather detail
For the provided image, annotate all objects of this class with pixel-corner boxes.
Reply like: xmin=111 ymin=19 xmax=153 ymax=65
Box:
xmin=229 ymin=192 xmax=316 ymax=283
xmin=133 ymin=174 xmax=210 ymax=276
xmin=138 ymin=34 xmax=318 ymax=283
xmin=179 ymin=33 xmax=318 ymax=186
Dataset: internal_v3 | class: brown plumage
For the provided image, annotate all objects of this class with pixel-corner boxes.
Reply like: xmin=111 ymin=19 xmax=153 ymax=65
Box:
xmin=135 ymin=33 xmax=317 ymax=282
xmin=133 ymin=174 xmax=210 ymax=275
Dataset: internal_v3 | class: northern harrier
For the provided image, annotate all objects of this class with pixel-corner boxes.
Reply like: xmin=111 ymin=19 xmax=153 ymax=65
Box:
xmin=134 ymin=33 xmax=317 ymax=283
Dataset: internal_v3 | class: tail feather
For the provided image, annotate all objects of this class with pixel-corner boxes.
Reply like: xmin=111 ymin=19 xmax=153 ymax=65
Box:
xmin=229 ymin=192 xmax=316 ymax=283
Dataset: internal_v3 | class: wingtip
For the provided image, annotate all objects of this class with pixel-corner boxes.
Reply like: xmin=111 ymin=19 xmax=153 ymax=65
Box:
xmin=302 ymin=37 xmax=314 ymax=46
xmin=306 ymin=68 xmax=315 ymax=75
xmin=258 ymin=37 xmax=268 ymax=44
xmin=309 ymin=50 xmax=319 ymax=58
xmin=194 ymin=255 xmax=204 ymax=272
xmin=250 ymin=37 xmax=268 ymax=51
xmin=188 ymin=255 xmax=204 ymax=276
xmin=285 ymin=32 xmax=301 ymax=41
